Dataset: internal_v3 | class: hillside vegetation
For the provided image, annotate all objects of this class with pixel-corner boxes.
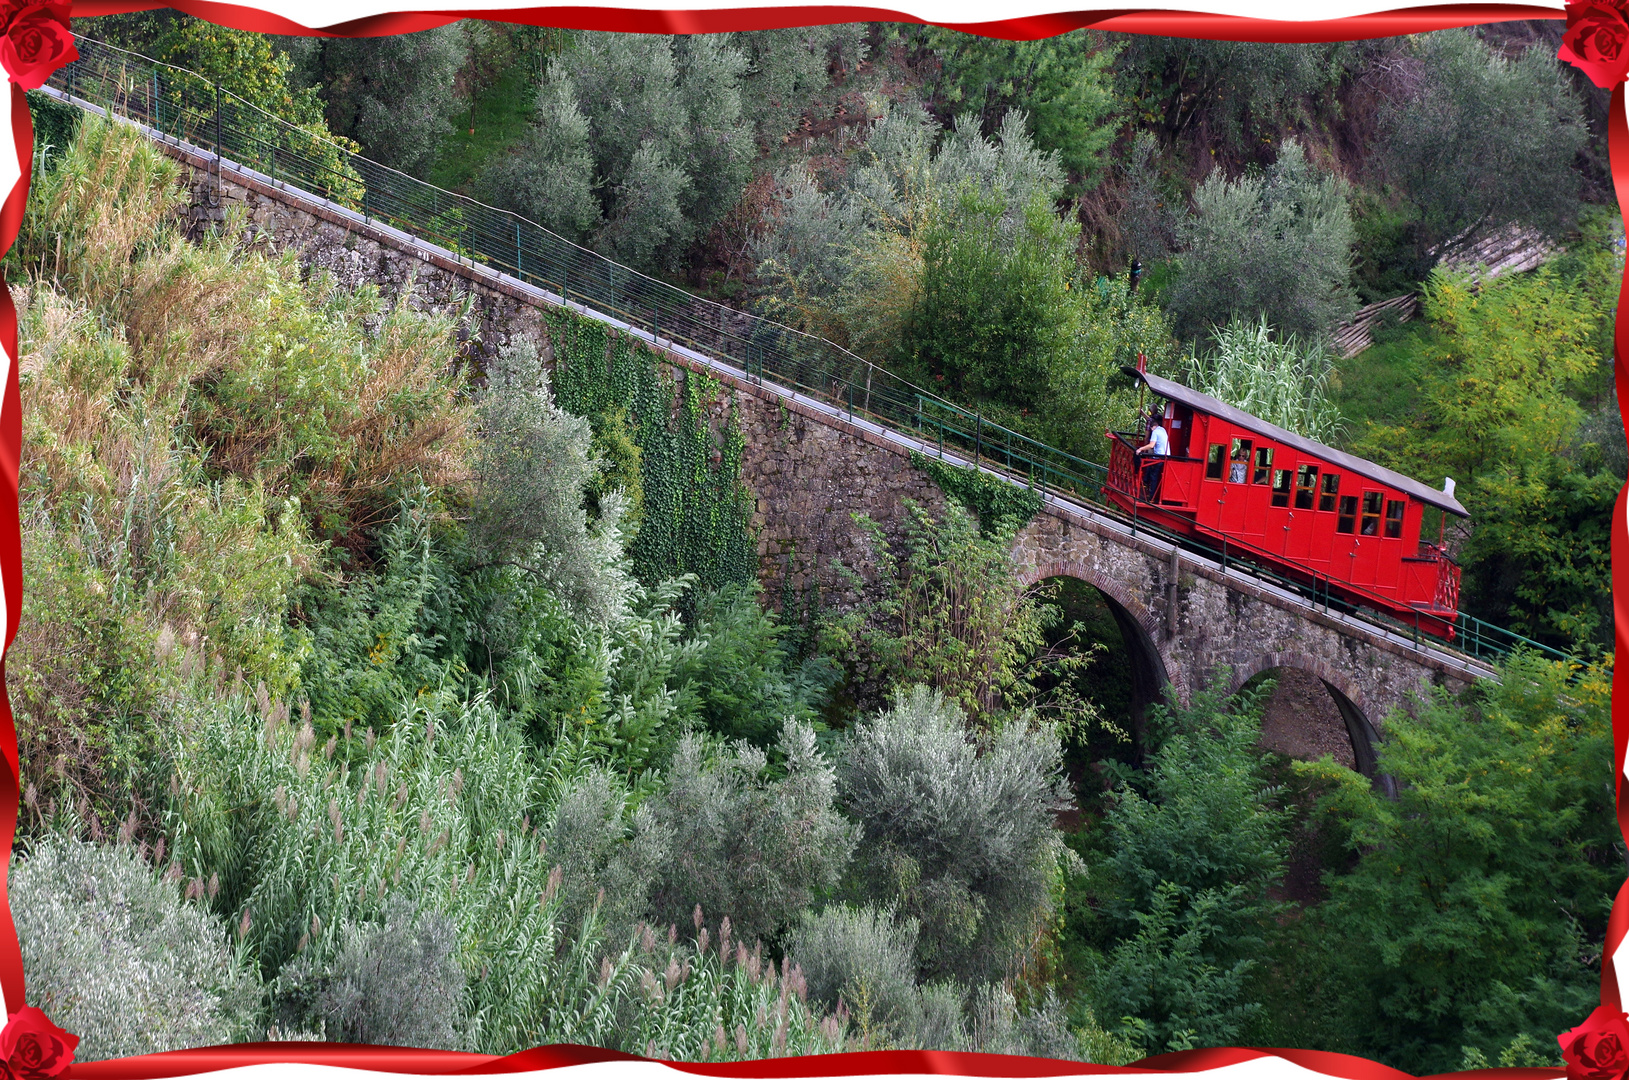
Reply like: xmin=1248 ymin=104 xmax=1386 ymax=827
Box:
xmin=8 ymin=22 xmax=1623 ymax=1073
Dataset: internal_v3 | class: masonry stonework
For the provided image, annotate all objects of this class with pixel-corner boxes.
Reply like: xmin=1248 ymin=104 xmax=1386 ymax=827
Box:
xmin=160 ymin=139 xmax=1491 ymax=777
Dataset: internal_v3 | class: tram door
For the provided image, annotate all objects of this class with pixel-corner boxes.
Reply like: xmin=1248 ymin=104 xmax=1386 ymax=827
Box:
xmin=1351 ymin=491 xmax=1386 ymax=586
xmin=1283 ymin=464 xmax=1320 ymax=560
xmin=1374 ymin=498 xmax=1405 ymax=589
xmin=1218 ymin=437 xmax=1253 ymax=535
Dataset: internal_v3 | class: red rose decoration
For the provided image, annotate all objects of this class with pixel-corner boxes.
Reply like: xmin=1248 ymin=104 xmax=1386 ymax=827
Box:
xmin=0 ymin=1008 xmax=77 ymax=1080
xmin=0 ymin=0 xmax=74 ymax=92
xmin=1561 ymin=1 xmax=1629 ymax=89
xmin=1561 ymin=1007 xmax=1629 ymax=1080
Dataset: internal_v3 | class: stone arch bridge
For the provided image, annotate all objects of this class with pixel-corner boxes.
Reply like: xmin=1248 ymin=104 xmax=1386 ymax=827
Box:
xmin=71 ymin=88 xmax=1496 ymax=778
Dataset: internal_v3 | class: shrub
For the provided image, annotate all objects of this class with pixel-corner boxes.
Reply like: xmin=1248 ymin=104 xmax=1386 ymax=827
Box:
xmin=167 ymin=684 xmax=846 ymax=1056
xmin=12 ymin=837 xmax=260 ymax=1061
xmin=837 ymin=686 xmax=1076 ymax=984
xmin=295 ymin=493 xmax=463 ymax=740
xmin=788 ymin=904 xmax=921 ymax=1039
xmin=317 ymin=900 xmax=467 ymax=1049
xmin=19 ymin=119 xmax=473 ymax=559
xmin=669 ymin=583 xmax=840 ymax=746
xmin=828 ymin=500 xmax=1096 ymax=729
xmin=470 ymin=336 xmax=632 ymax=626
xmin=647 ymin=722 xmax=858 ymax=946
xmin=542 ymin=769 xmax=671 ymax=940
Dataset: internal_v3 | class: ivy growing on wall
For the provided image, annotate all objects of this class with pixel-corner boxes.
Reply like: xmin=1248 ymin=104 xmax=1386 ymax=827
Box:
xmin=909 ymin=451 xmax=1044 ymax=538
xmin=546 ymin=309 xmax=757 ymax=598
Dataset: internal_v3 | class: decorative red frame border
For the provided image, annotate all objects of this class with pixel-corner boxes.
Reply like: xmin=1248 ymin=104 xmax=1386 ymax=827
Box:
xmin=0 ymin=6 xmax=1613 ymax=1077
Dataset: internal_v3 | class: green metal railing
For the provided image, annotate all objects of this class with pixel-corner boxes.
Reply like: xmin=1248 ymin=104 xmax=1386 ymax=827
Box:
xmin=40 ymin=37 xmax=1576 ymax=672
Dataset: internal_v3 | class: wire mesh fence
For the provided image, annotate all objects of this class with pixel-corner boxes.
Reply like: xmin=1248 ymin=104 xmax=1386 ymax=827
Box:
xmin=39 ymin=35 xmax=1575 ymax=670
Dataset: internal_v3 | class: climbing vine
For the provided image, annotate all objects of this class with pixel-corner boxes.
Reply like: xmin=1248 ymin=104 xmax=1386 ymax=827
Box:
xmin=545 ymin=308 xmax=757 ymax=599
xmin=909 ymin=451 xmax=1043 ymax=538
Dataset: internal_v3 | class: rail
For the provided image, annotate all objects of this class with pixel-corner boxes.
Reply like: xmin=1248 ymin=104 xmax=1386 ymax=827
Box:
xmin=38 ymin=37 xmax=1577 ymax=672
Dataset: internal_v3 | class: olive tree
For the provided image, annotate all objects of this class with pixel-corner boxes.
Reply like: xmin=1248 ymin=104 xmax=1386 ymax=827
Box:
xmin=837 ymin=686 xmax=1077 ymax=984
xmin=1167 ymin=138 xmax=1356 ymax=342
xmin=1379 ymin=29 xmax=1586 ymax=266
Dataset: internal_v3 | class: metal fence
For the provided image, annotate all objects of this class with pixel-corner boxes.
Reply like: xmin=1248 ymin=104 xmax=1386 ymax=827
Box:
xmin=40 ymin=36 xmax=1578 ymax=671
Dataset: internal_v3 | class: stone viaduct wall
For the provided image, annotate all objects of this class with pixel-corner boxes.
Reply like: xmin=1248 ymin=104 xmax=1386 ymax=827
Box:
xmin=136 ymin=123 xmax=1493 ymax=778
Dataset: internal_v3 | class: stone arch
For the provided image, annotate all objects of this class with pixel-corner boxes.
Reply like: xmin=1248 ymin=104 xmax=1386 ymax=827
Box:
xmin=1224 ymin=652 xmax=1392 ymax=791
xmin=1017 ymin=557 xmax=1185 ymax=727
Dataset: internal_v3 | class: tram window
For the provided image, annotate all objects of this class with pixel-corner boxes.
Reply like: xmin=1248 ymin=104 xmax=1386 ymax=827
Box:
xmin=1253 ymin=446 xmax=1273 ymax=484
xmin=1360 ymin=492 xmax=1383 ymax=535
xmin=1319 ymin=472 xmax=1340 ymax=512
xmin=1271 ymin=469 xmax=1292 ymax=507
xmin=1336 ymin=495 xmax=1358 ymax=533
xmin=1294 ymin=465 xmax=1319 ymax=509
xmin=1385 ymin=499 xmax=1405 ymax=538
xmin=1206 ymin=444 xmax=1226 ymax=479
xmin=1229 ymin=439 xmax=1252 ymax=483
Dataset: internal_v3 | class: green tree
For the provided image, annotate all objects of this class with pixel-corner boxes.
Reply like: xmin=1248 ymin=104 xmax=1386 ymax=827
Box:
xmin=1299 ymin=654 xmax=1617 ymax=1074
xmin=1082 ymin=681 xmax=1290 ymax=1051
xmin=153 ymin=20 xmax=329 ymax=128
xmin=924 ymin=29 xmax=1120 ymax=183
xmin=1360 ymin=266 xmax=1601 ymax=486
xmin=1458 ymin=458 xmax=1616 ymax=649
xmin=482 ymin=33 xmax=754 ymax=272
xmin=1353 ymin=261 xmax=1612 ymax=650
xmin=826 ymin=500 xmax=1089 ymax=726
xmin=736 ymin=27 xmax=867 ymax=149
xmin=1029 ymin=271 xmax=1182 ymax=465
xmin=298 ymin=28 xmax=469 ymax=176
xmin=1115 ymin=38 xmax=1355 ymax=150
xmin=1379 ymin=30 xmax=1586 ymax=267
xmin=898 ymin=190 xmax=1079 ymax=409
xmin=1168 ymin=138 xmax=1356 ymax=342
xmin=753 ymin=103 xmax=1067 ymax=362
xmin=473 ymin=70 xmax=601 ymax=240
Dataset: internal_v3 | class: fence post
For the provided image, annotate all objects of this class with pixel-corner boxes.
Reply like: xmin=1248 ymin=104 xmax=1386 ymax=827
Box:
xmin=151 ymin=69 xmax=160 ymax=131
xmin=515 ymin=221 xmax=523 ymax=280
xmin=975 ymin=413 xmax=983 ymax=465
xmin=214 ymin=84 xmax=221 ymax=165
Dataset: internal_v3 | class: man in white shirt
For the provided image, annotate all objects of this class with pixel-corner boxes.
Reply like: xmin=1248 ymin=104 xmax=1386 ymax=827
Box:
xmin=1136 ymin=412 xmax=1170 ymax=502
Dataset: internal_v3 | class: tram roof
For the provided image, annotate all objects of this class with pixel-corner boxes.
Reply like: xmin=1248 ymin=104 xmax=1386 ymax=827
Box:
xmin=1124 ymin=367 xmax=1471 ymax=518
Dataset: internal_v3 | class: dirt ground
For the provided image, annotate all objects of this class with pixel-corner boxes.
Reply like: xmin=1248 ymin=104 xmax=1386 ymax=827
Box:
xmin=1256 ymin=668 xmax=1356 ymax=770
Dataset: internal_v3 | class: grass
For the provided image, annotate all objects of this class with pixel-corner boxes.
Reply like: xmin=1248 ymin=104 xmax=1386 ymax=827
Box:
xmin=426 ymin=62 xmax=538 ymax=194
xmin=1329 ymin=319 xmax=1433 ymax=447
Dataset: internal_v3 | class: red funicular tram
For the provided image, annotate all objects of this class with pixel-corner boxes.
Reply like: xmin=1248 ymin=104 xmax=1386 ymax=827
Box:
xmin=1104 ymin=367 xmax=1469 ymax=640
